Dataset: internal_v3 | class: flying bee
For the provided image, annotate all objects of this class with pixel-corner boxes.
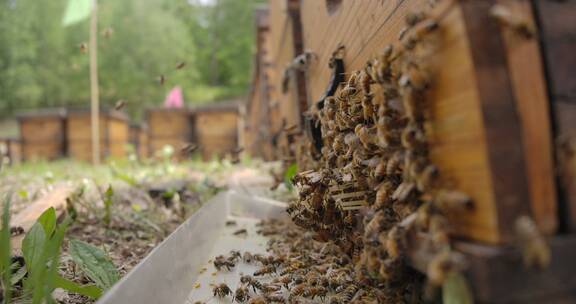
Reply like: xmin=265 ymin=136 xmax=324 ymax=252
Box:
xmin=234 ymin=286 xmax=250 ymax=303
xmin=225 ymin=220 xmax=237 ymax=226
xmin=515 ymin=215 xmax=551 ymax=269
xmin=158 ymin=74 xmax=166 ymax=85
xmin=181 ymin=143 xmax=199 ymax=155
xmin=79 ymin=42 xmax=88 ymax=53
xmin=101 ymin=27 xmax=113 ymax=38
xmin=213 ymin=283 xmax=232 ymax=298
xmin=176 ymin=61 xmax=186 ymax=69
xmin=114 ymin=99 xmax=126 ymax=111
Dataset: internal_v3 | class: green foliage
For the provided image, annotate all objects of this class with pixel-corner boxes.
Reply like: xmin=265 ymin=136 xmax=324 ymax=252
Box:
xmin=1 ymin=195 xmax=12 ymax=303
xmin=284 ymin=163 xmax=298 ymax=191
xmin=68 ymin=239 xmax=119 ymax=290
xmin=103 ymin=184 xmax=114 ymax=225
xmin=0 ymin=0 xmax=263 ymax=119
xmin=443 ymin=272 xmax=474 ymax=304
xmin=22 ymin=208 xmax=102 ymax=302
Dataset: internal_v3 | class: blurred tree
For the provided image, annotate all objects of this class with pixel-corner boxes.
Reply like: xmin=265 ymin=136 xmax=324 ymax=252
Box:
xmin=0 ymin=0 xmax=262 ymax=119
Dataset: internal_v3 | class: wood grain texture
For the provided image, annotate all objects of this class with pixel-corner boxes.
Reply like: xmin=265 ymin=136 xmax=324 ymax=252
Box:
xmin=19 ymin=115 xmax=66 ymax=160
xmin=534 ymin=0 xmax=576 ymax=231
xmin=194 ymin=110 xmax=238 ymax=160
xmin=497 ymin=0 xmax=557 ymax=234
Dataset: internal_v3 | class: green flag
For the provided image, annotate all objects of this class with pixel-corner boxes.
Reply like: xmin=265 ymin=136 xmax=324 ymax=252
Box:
xmin=62 ymin=0 xmax=92 ymax=26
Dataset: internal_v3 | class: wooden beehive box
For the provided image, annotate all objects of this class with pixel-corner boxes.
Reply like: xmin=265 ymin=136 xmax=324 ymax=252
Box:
xmin=244 ymin=7 xmax=274 ymax=160
xmin=66 ymin=109 xmax=129 ymax=162
xmin=146 ymin=108 xmax=193 ymax=157
xmin=193 ymin=103 xmax=239 ymax=160
xmin=17 ymin=109 xmax=67 ymax=161
xmin=0 ymin=137 xmax=22 ymax=164
xmin=129 ymin=123 xmax=149 ymax=159
xmin=296 ymin=0 xmax=556 ymax=244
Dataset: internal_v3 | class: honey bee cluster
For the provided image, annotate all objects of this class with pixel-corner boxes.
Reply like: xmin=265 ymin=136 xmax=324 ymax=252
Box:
xmin=287 ymin=10 xmax=472 ymax=300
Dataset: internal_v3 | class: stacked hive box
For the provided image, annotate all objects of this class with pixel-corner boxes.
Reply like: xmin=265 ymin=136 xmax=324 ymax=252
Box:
xmin=193 ymin=104 xmax=239 ymax=160
xmin=17 ymin=109 xmax=67 ymax=161
xmin=147 ymin=108 xmax=193 ymax=157
xmin=66 ymin=109 xmax=130 ymax=162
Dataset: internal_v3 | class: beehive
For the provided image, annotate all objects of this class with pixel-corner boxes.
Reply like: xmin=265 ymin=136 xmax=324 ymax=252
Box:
xmin=146 ymin=108 xmax=193 ymax=157
xmin=129 ymin=123 xmax=149 ymax=159
xmin=193 ymin=104 xmax=239 ymax=160
xmin=247 ymin=0 xmax=559 ymax=244
xmin=66 ymin=109 xmax=130 ymax=162
xmin=17 ymin=109 xmax=67 ymax=161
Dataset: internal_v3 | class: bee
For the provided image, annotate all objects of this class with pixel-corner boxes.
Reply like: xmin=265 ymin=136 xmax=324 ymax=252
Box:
xmin=10 ymin=226 xmax=24 ymax=236
xmin=213 ymin=283 xmax=232 ymax=298
xmin=334 ymin=283 xmax=358 ymax=303
xmin=229 ymin=250 xmax=242 ymax=262
xmin=416 ymin=164 xmax=438 ymax=191
xmin=213 ymin=255 xmax=235 ymax=271
xmin=114 ymin=99 xmax=126 ymax=111
xmin=176 ymin=61 xmax=186 ymax=69
xmin=240 ymin=275 xmax=263 ymax=292
xmin=434 ymin=190 xmax=473 ymax=211
xmin=101 ymin=27 xmax=113 ymax=38
xmin=386 ymin=151 xmax=403 ymax=175
xmin=288 ymin=283 xmax=307 ymax=300
xmin=234 ymin=286 xmax=250 ymax=303
xmin=386 ymin=226 xmax=407 ymax=258
xmin=490 ymin=4 xmax=535 ymax=39
xmin=426 ymin=250 xmax=466 ymax=286
xmin=354 ymin=124 xmax=375 ymax=149
xmin=243 ymin=251 xmax=254 ymax=263
xmin=181 ymin=143 xmax=199 ymax=155
xmin=515 ymin=215 xmax=551 ymax=269
xmin=264 ymin=293 xmax=285 ymax=303
xmin=225 ymin=220 xmax=237 ymax=226
xmin=274 ymin=274 xmax=293 ymax=289
xmin=233 ymin=228 xmax=248 ymax=236
xmin=79 ymin=42 xmax=88 ymax=53
xmin=158 ymin=74 xmax=166 ymax=85
xmin=374 ymin=181 xmax=393 ymax=209
xmin=259 ymin=283 xmax=281 ymax=294
xmin=254 ymin=265 xmax=276 ymax=276
xmin=303 ymin=286 xmax=328 ymax=300
xmin=391 ymin=181 xmax=416 ymax=202
xmin=247 ymin=297 xmax=267 ymax=304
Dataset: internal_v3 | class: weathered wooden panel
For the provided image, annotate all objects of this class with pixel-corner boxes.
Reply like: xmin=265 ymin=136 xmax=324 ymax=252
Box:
xmin=298 ymin=0 xmax=556 ymax=243
xmin=534 ymin=0 xmax=576 ymax=232
xmin=0 ymin=138 xmax=22 ymax=164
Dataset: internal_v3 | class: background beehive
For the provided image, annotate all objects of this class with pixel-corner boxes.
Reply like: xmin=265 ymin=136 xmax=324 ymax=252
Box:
xmin=146 ymin=108 xmax=194 ymax=157
xmin=193 ymin=104 xmax=239 ymax=161
xmin=17 ymin=109 xmax=67 ymax=161
xmin=66 ymin=109 xmax=129 ymax=162
xmin=247 ymin=0 xmax=558 ymax=244
xmin=0 ymin=137 xmax=22 ymax=164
